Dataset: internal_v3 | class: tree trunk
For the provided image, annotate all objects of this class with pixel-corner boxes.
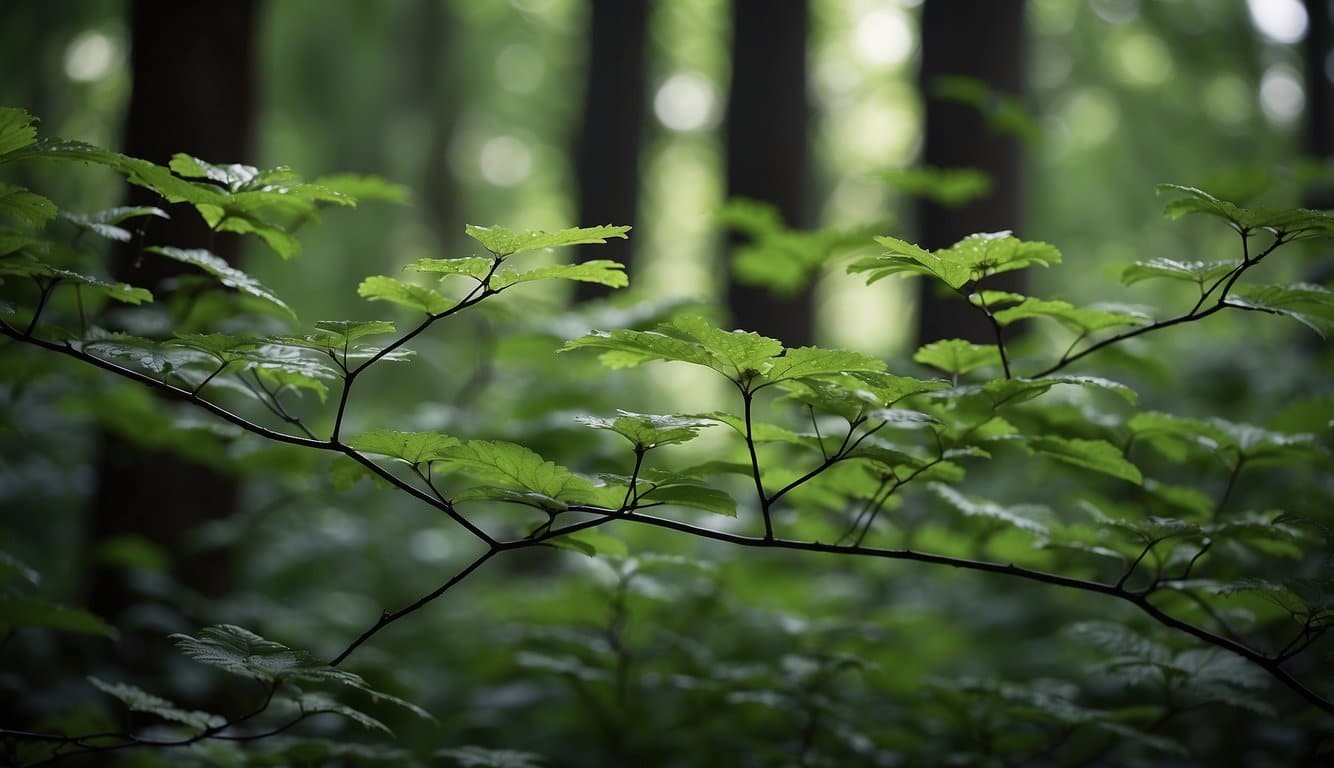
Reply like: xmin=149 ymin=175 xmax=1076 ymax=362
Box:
xmin=573 ymin=0 xmax=649 ymax=302
xmin=724 ymin=0 xmax=813 ymax=345
xmin=87 ymin=0 xmax=258 ymax=622
xmin=1304 ymin=0 xmax=1332 ymax=208
xmin=915 ymin=0 xmax=1026 ymax=344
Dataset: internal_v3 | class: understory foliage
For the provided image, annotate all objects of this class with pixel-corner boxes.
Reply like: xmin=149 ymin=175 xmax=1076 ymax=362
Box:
xmin=1 ymin=106 xmax=1332 ymax=766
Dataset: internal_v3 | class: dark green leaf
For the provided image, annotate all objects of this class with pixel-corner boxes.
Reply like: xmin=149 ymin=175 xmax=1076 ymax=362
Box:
xmin=61 ymin=206 xmax=168 ymax=242
xmin=1225 ymin=283 xmax=1334 ymax=338
xmin=436 ymin=746 xmax=546 ymax=768
xmin=0 ymin=596 xmax=113 ymax=636
xmin=0 ymin=107 xmax=38 ymax=157
xmin=929 ymin=483 xmax=1051 ymax=534
xmin=148 ymin=246 xmax=295 ymax=319
xmin=0 ymin=182 xmax=57 ymax=227
xmin=90 ymin=677 xmax=223 ymax=730
xmin=640 ymin=483 xmax=737 ymax=517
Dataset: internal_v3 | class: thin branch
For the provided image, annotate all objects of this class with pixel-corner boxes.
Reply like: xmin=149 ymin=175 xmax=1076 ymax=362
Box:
xmin=329 ymin=549 xmax=497 ymax=666
xmin=612 ymin=509 xmax=1334 ymax=715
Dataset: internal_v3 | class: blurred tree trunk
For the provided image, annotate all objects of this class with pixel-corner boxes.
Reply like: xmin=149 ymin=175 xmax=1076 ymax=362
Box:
xmin=915 ymin=0 xmax=1026 ymax=344
xmin=87 ymin=0 xmax=257 ymax=622
xmin=1304 ymin=0 xmax=1332 ymax=209
xmin=410 ymin=0 xmax=460 ymax=250
xmin=724 ymin=0 xmax=813 ymax=345
xmin=574 ymin=0 xmax=648 ymax=302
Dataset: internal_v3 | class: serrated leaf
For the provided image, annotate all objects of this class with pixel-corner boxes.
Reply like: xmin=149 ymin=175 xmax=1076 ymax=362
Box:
xmin=288 ymin=691 xmax=391 ymax=735
xmin=0 ymin=259 xmax=153 ymax=304
xmin=562 ymin=315 xmax=771 ymax=380
xmin=436 ymin=746 xmax=546 ymax=768
xmin=358 ymin=275 xmax=452 ymax=315
xmin=465 ymin=224 xmax=630 ymax=257
xmin=0 ymin=182 xmax=57 ymax=227
xmin=763 ymin=346 xmax=886 ymax=383
xmin=640 ymin=483 xmax=737 ymax=517
xmin=1028 ymin=436 xmax=1142 ymax=484
xmin=406 ymin=256 xmax=496 ymax=281
xmin=575 ymin=411 xmax=716 ymax=449
xmin=148 ymin=246 xmax=294 ymax=319
xmin=1068 ymin=621 xmax=1170 ymax=663
xmin=0 ymin=107 xmax=39 ymax=157
xmin=1225 ymin=283 xmax=1334 ymax=338
xmin=0 ymin=596 xmax=112 ymax=636
xmin=696 ymin=411 xmax=816 ymax=446
xmin=1121 ymin=258 xmax=1237 ymax=286
xmin=346 ymin=429 xmax=461 ymax=465
xmin=172 ymin=625 xmax=364 ymax=687
xmin=991 ymin=297 xmax=1149 ymax=332
xmin=438 ymin=441 xmax=595 ymax=500
xmin=90 ymin=677 xmax=223 ymax=730
xmin=454 ymin=486 xmax=571 ymax=512
xmin=929 ymin=482 xmax=1050 ymax=534
xmin=851 ymin=231 xmax=1059 ymax=289
xmin=1158 ymin=184 xmax=1334 ymax=238
xmin=913 ymin=339 xmax=1001 ymax=375
xmin=493 ymin=259 xmax=628 ymax=289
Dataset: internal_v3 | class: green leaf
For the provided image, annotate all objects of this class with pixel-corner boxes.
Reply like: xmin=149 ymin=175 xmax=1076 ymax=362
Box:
xmin=1121 ymin=258 xmax=1237 ymax=287
xmin=850 ymin=232 xmax=1060 ymax=289
xmin=438 ymin=440 xmax=595 ymax=500
xmin=720 ymin=198 xmax=879 ymax=295
xmin=287 ymin=691 xmax=391 ymax=735
xmin=1224 ymin=283 xmax=1334 ymax=338
xmin=1028 ymin=436 xmax=1142 ymax=484
xmin=436 ymin=746 xmax=546 ymax=768
xmin=762 ymin=346 xmax=886 ymax=383
xmin=0 ymin=182 xmax=57 ymax=227
xmin=347 ymin=429 xmax=461 ymax=465
xmin=0 ymin=596 xmax=113 ymax=636
xmin=0 ymin=231 xmax=46 ymax=256
xmin=0 ymin=107 xmax=39 ymax=157
xmin=60 ymin=206 xmax=169 ymax=242
xmin=493 ymin=260 xmax=628 ymax=289
xmin=358 ymin=276 xmax=452 ymax=315
xmin=148 ymin=246 xmax=295 ymax=319
xmin=929 ymin=483 xmax=1051 ymax=534
xmin=913 ymin=339 xmax=1001 ymax=375
xmin=1157 ymin=184 xmax=1334 ymax=238
xmin=640 ymin=483 xmax=738 ymax=517
xmin=560 ymin=314 xmax=779 ymax=381
xmin=0 ymin=550 xmax=39 ymax=586
xmin=172 ymin=625 xmax=362 ymax=686
xmin=406 ymin=256 xmax=496 ymax=282
xmin=548 ymin=531 xmax=629 ymax=558
xmin=311 ymin=173 xmax=410 ymax=204
xmin=465 ymin=224 xmax=630 ymax=257
xmin=697 ymin=411 xmax=817 ymax=446
xmin=990 ymin=297 xmax=1149 ymax=332
xmin=90 ymin=677 xmax=223 ymax=730
xmin=0 ymin=259 xmax=153 ymax=305
xmin=575 ymin=411 xmax=716 ymax=449
xmin=881 ymin=166 xmax=992 ymax=207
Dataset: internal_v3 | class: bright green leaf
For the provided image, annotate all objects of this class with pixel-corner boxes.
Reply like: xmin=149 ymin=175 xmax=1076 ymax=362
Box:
xmin=465 ymin=224 xmax=630 ymax=257
xmin=90 ymin=677 xmax=223 ymax=730
xmin=148 ymin=246 xmax=295 ymax=319
xmin=913 ymin=339 xmax=1001 ymax=375
xmin=347 ymin=429 xmax=461 ymax=465
xmin=358 ymin=276 xmax=452 ymax=315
